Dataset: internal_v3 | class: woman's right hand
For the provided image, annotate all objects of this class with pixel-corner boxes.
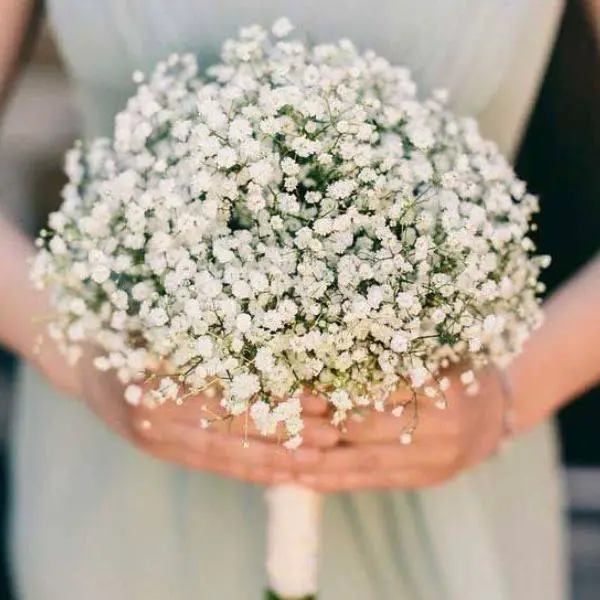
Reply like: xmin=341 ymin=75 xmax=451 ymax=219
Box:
xmin=42 ymin=344 xmax=339 ymax=486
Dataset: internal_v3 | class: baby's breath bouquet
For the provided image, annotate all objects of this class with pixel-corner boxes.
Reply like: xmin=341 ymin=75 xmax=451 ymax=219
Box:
xmin=32 ymin=18 xmax=548 ymax=600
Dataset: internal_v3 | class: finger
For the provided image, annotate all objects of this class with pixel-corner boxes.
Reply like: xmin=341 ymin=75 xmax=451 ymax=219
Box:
xmin=342 ymin=409 xmax=411 ymax=444
xmin=141 ymin=389 xmax=341 ymax=448
xmin=210 ymin=415 xmax=340 ymax=448
xmin=342 ymin=398 xmax=455 ymax=444
xmin=139 ymin=421 xmax=326 ymax=474
xmin=143 ymin=387 xmax=330 ymax=419
xmin=306 ymin=441 xmax=444 ymax=474
xmin=140 ymin=388 xmax=225 ymax=419
xmin=297 ymin=468 xmax=439 ymax=492
xmin=299 ymin=392 xmax=330 ymax=416
xmin=152 ymin=442 xmax=296 ymax=486
xmin=300 ymin=416 xmax=340 ymax=447
xmin=146 ymin=400 xmax=340 ymax=448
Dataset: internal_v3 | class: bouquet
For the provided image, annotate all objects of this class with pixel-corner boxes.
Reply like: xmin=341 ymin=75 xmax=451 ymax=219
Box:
xmin=32 ymin=19 xmax=548 ymax=600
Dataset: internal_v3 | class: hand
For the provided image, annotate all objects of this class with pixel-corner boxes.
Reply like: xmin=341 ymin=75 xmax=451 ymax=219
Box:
xmin=42 ymin=344 xmax=340 ymax=486
xmin=296 ymin=366 xmax=507 ymax=492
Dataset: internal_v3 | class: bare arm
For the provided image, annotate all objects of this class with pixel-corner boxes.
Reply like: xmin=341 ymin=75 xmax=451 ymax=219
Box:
xmin=0 ymin=1 xmax=77 ymax=392
xmin=0 ymin=215 xmax=79 ymax=392
xmin=510 ymin=253 xmax=600 ymax=431
xmin=0 ymin=0 xmax=38 ymax=107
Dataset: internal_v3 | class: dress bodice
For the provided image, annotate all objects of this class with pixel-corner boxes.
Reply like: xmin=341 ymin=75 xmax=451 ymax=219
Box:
xmin=46 ymin=0 xmax=563 ymax=157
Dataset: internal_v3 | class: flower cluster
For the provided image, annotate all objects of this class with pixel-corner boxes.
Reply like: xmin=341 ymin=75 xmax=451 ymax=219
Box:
xmin=32 ymin=19 xmax=548 ymax=446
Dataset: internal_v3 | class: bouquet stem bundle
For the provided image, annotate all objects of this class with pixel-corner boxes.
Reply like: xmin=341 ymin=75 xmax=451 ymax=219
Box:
xmin=266 ymin=485 xmax=321 ymax=600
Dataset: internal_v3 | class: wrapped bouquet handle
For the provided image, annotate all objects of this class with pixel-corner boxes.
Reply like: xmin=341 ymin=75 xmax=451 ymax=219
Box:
xmin=266 ymin=484 xmax=322 ymax=600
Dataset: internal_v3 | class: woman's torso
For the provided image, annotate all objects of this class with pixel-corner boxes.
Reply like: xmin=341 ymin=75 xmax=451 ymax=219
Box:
xmin=45 ymin=0 xmax=563 ymax=157
xmin=10 ymin=3 xmax=567 ymax=599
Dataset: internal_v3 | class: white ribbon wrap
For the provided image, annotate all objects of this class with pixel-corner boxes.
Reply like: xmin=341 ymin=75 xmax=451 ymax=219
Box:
xmin=265 ymin=484 xmax=322 ymax=598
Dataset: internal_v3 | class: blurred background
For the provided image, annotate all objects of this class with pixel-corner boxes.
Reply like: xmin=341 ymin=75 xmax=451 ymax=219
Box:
xmin=0 ymin=0 xmax=599 ymax=598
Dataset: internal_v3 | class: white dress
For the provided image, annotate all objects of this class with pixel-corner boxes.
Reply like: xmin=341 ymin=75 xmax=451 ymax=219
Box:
xmin=10 ymin=1 xmax=568 ymax=598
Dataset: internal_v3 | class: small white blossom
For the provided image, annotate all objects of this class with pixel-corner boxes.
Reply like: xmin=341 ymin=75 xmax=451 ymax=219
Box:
xmin=231 ymin=373 xmax=260 ymax=401
xmin=272 ymin=17 xmax=294 ymax=38
xmin=255 ymin=347 xmax=276 ymax=373
xmin=235 ymin=313 xmax=252 ymax=332
xmin=460 ymin=370 xmax=475 ymax=385
xmin=390 ymin=332 xmax=409 ymax=353
xmin=124 ymin=385 xmax=143 ymax=406
xmin=196 ymin=336 xmax=214 ymax=358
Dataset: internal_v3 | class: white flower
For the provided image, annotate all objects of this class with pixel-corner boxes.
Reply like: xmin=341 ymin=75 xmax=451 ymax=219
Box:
xmin=250 ymin=399 xmax=277 ymax=435
xmin=431 ymin=308 xmax=446 ymax=324
xmin=229 ymin=118 xmax=253 ymax=142
xmin=406 ymin=124 xmax=434 ymax=149
xmin=216 ymin=147 xmax=238 ymax=169
xmin=235 ymin=313 xmax=252 ymax=332
xmin=49 ymin=235 xmax=67 ymax=255
xmin=330 ymin=389 xmax=352 ymax=411
xmin=460 ymin=370 xmax=475 ymax=385
xmin=367 ymin=286 xmax=383 ymax=308
xmin=390 ymin=332 xmax=409 ymax=353
xmin=124 ymin=385 xmax=143 ymax=406
xmin=395 ymin=292 xmax=415 ymax=309
xmin=69 ymin=298 xmax=87 ymax=315
xmin=255 ymin=347 xmax=275 ymax=373
xmin=410 ymin=365 xmax=430 ymax=388
xmin=249 ymin=271 xmax=269 ymax=292
xmin=196 ymin=336 xmax=214 ymax=358
xmin=326 ymin=179 xmax=356 ymax=200
xmin=91 ymin=265 xmax=111 ymax=284
xmin=249 ymin=160 xmax=274 ymax=185
xmin=147 ymin=307 xmax=168 ymax=327
xmin=110 ymin=290 xmax=129 ymax=311
xmin=232 ymin=280 xmax=252 ymax=299
xmin=230 ymin=373 xmax=260 ymax=401
xmin=281 ymin=157 xmax=300 ymax=176
xmin=283 ymin=435 xmax=303 ymax=450
xmin=132 ymin=282 xmax=154 ymax=301
xmin=272 ymin=17 xmax=294 ymax=38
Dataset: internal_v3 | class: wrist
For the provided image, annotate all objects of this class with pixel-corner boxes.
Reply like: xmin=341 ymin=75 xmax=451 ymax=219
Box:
xmin=504 ymin=353 xmax=554 ymax=434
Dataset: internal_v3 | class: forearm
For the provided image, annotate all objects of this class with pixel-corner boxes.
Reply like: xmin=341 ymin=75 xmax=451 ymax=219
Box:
xmin=0 ymin=214 xmax=77 ymax=394
xmin=0 ymin=0 xmax=37 ymax=107
xmin=0 ymin=0 xmax=45 ymax=358
xmin=0 ymin=214 xmax=43 ymax=360
xmin=509 ymin=253 xmax=600 ymax=431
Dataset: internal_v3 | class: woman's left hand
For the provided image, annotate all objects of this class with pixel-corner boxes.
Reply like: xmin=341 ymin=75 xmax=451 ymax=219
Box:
xmin=297 ymin=366 xmax=508 ymax=492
